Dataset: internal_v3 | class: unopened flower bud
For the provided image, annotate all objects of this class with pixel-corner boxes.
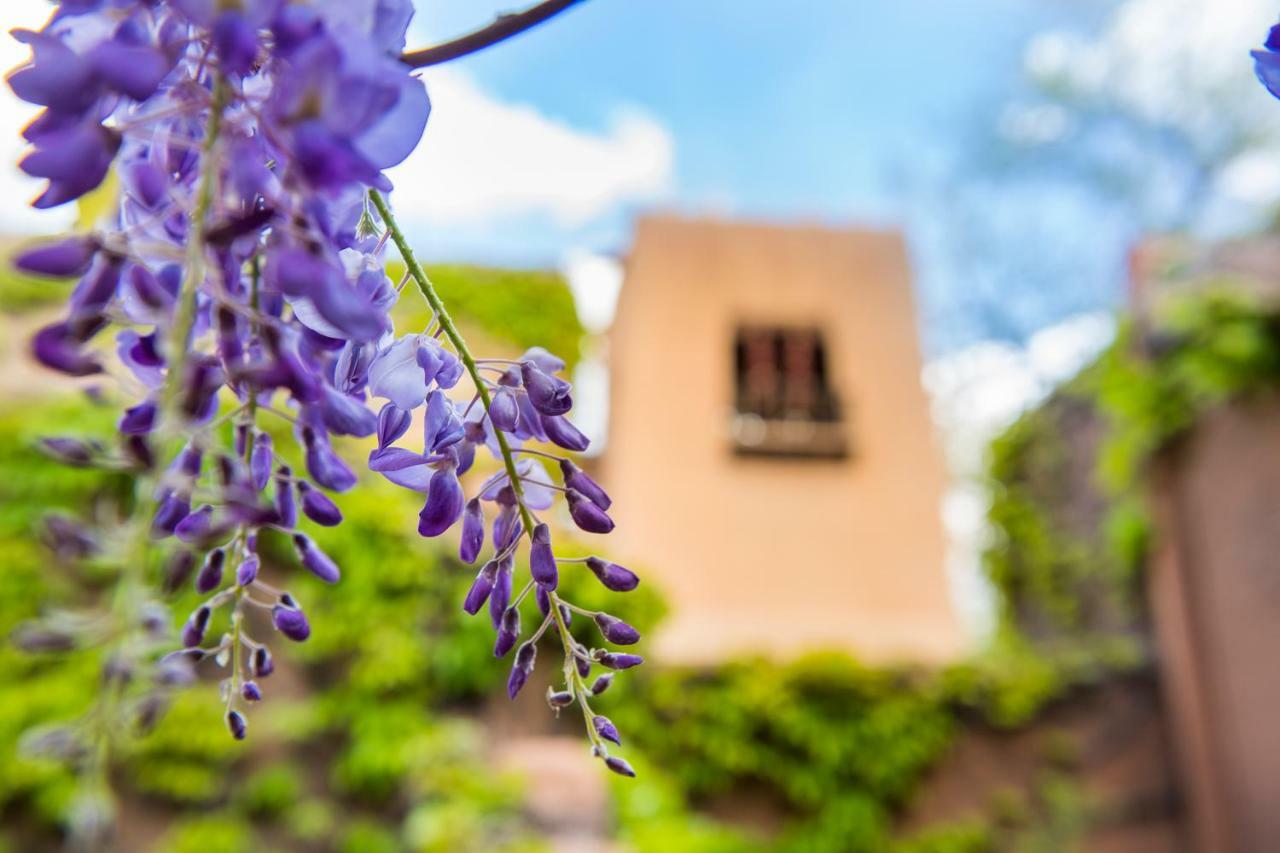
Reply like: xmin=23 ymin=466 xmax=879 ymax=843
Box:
xmin=175 ymin=504 xmax=214 ymax=543
xmin=152 ymin=490 xmax=191 ymax=537
xmin=596 ymin=652 xmax=644 ymax=670
xmin=40 ymin=437 xmax=97 ymax=467
xmin=547 ymin=688 xmax=575 ymax=708
xmin=593 ymin=612 xmax=640 ymax=645
xmin=463 ymin=561 xmax=497 ymax=615
xmin=251 ymin=645 xmax=274 ymax=678
xmin=590 ymin=674 xmax=614 ymax=695
xmin=418 ymin=465 xmax=464 ymax=537
xmin=559 ymin=459 xmax=611 ymax=509
xmin=604 ymin=756 xmax=636 ymax=778
xmin=507 ymin=641 xmax=536 ymax=699
xmin=459 ymin=498 xmax=484 ymax=564
xmin=494 ymin=607 xmax=520 ymax=658
xmin=272 ymin=601 xmax=311 ymax=642
xmin=490 ymin=556 xmax=513 ymax=629
xmin=566 ymin=488 xmax=615 ymax=534
xmin=139 ymin=601 xmax=169 ymax=637
xmin=275 ymin=466 xmax=297 ymax=528
xmin=226 ymin=710 xmax=247 ymax=741
xmin=124 ymin=435 xmax=154 ymax=470
xmin=377 ymin=402 xmax=411 ymax=449
xmin=15 ymin=236 xmax=98 ymax=278
xmin=292 ymin=533 xmax=340 ymax=583
xmin=241 ymin=681 xmax=262 ymax=702
xmin=135 ymin=694 xmax=169 ymax=734
xmin=529 ymin=523 xmax=558 ymax=589
xmin=541 ymin=414 xmax=590 ymax=452
xmin=163 ymin=549 xmax=196 ymax=593
xmin=195 ymin=548 xmax=226 ymax=594
xmin=182 ymin=605 xmax=212 ymax=648
xmin=593 ymin=715 xmax=621 ymax=745
xmin=250 ymin=432 xmax=273 ymax=491
xmin=119 ymin=400 xmax=157 ymax=435
xmin=489 ymin=386 xmax=521 ymax=432
xmin=586 ymin=557 xmax=639 ymax=592
xmin=42 ymin=515 xmax=97 ymax=560
xmin=13 ymin=622 xmax=77 ymax=652
xmin=236 ymin=554 xmax=259 ymax=587
xmin=303 ymin=428 xmax=357 ymax=492
xmin=298 ymin=481 xmax=343 ymax=526
xmin=178 ymin=444 xmax=204 ymax=477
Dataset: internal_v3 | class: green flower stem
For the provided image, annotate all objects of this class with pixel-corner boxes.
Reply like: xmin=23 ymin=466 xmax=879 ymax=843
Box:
xmin=368 ymin=190 xmax=537 ymax=532
xmin=82 ymin=75 xmax=230 ymax=816
xmin=160 ymin=76 xmax=228 ymax=433
xmin=368 ymin=189 xmax=598 ymax=745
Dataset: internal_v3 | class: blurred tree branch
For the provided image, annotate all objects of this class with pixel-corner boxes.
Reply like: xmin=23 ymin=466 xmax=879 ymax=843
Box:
xmin=401 ymin=0 xmax=587 ymax=69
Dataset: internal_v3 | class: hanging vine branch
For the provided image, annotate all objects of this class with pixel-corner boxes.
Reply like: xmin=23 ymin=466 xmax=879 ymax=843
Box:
xmin=401 ymin=0 xmax=587 ymax=68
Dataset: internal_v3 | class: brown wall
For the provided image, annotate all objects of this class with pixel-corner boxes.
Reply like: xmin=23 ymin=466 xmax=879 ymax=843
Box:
xmin=1149 ymin=397 xmax=1280 ymax=853
xmin=900 ymin=675 xmax=1185 ymax=852
xmin=603 ymin=215 xmax=959 ymax=663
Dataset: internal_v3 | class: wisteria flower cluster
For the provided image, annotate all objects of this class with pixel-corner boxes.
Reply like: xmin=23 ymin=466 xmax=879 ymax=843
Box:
xmin=9 ymin=0 xmax=641 ymax=802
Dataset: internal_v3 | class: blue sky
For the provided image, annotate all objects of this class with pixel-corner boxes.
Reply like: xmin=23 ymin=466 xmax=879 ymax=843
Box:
xmin=384 ymin=1 xmax=1125 ymax=352
xmin=424 ymin=1 xmax=1045 ymax=217
xmin=0 ymin=0 xmax=1133 ymax=352
xmin=401 ymin=2 xmax=1091 ymax=246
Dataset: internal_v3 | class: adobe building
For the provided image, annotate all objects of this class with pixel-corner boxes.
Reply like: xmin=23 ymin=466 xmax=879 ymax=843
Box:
xmin=602 ymin=215 xmax=961 ymax=663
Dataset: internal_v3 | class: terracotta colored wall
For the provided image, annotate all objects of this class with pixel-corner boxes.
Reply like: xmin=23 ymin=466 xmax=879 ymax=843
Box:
xmin=1149 ymin=398 xmax=1280 ymax=853
xmin=602 ymin=215 xmax=959 ymax=663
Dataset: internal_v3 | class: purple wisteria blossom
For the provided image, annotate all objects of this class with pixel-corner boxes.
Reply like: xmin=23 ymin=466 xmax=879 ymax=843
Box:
xmin=361 ymin=320 xmax=648 ymax=772
xmin=1255 ymin=23 xmax=1280 ymax=98
xmin=9 ymin=0 xmax=642 ymax=793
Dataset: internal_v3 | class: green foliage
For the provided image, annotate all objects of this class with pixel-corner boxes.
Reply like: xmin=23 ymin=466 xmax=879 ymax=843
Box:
xmin=158 ymin=813 xmax=255 ymax=853
xmin=0 ymin=400 xmax=549 ymax=849
xmin=1093 ymin=291 xmax=1280 ymax=490
xmin=611 ymin=654 xmax=959 ymax=852
xmin=984 ymin=288 xmax=1280 ymax=651
xmin=608 ymin=755 xmax=763 ymax=852
xmin=0 ymin=400 xmax=123 ymax=836
xmin=388 ymin=262 xmax=584 ymax=369
xmin=123 ymin=692 xmax=246 ymax=804
xmin=231 ymin=766 xmax=302 ymax=819
xmin=983 ymin=389 xmax=1137 ymax=641
xmin=13 ymin=281 xmax=1266 ymax=853
xmin=892 ymin=821 xmax=992 ymax=853
xmin=616 ymin=654 xmax=953 ymax=811
xmin=0 ymin=263 xmax=75 ymax=313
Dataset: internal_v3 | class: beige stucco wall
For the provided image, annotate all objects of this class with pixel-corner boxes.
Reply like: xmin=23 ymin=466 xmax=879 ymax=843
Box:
xmin=602 ymin=215 xmax=960 ymax=664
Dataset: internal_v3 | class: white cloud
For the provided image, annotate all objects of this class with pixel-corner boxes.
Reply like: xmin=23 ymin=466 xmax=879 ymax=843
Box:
xmin=387 ymin=69 xmax=674 ymax=228
xmin=1021 ymin=0 xmax=1280 ymax=219
xmin=561 ymin=248 xmax=623 ymax=334
xmin=0 ymin=16 xmax=675 ymax=238
xmin=0 ymin=3 xmax=77 ymax=235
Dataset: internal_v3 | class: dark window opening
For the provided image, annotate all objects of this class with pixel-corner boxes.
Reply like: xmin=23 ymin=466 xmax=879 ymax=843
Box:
xmin=731 ymin=326 xmax=848 ymax=459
